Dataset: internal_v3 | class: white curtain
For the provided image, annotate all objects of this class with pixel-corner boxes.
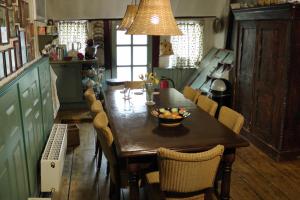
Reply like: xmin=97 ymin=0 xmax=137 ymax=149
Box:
xmin=170 ymin=21 xmax=204 ymax=67
xmin=58 ymin=21 xmax=88 ymax=53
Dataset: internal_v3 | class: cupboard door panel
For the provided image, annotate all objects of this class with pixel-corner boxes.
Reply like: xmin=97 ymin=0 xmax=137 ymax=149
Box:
xmin=0 ymin=162 xmax=13 ymax=200
xmin=253 ymin=21 xmax=289 ymax=148
xmin=10 ymin=140 xmax=30 ymax=200
xmin=235 ymin=21 xmax=256 ymax=132
xmin=19 ymin=68 xmax=43 ymax=195
xmin=38 ymin=61 xmax=53 ymax=141
xmin=42 ymin=89 xmax=53 ymax=139
xmin=0 ymin=86 xmax=29 ymax=200
xmin=24 ymin=121 xmax=38 ymax=194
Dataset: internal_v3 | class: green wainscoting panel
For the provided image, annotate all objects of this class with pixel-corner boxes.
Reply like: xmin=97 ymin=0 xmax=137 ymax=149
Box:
xmin=38 ymin=59 xmax=54 ymax=141
xmin=0 ymin=85 xmax=29 ymax=200
xmin=0 ymin=57 xmax=53 ymax=199
xmin=19 ymin=67 xmax=44 ymax=195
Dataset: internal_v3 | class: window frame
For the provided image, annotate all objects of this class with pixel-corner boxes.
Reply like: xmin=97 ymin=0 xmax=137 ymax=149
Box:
xmin=112 ymin=21 xmax=152 ymax=81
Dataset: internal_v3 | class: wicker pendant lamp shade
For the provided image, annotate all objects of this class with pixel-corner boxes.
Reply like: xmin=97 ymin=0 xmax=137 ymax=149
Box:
xmin=118 ymin=5 xmax=138 ymax=30
xmin=126 ymin=0 xmax=182 ymax=36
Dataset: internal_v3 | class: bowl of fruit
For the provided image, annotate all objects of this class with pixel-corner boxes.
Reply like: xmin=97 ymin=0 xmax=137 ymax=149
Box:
xmin=151 ymin=107 xmax=190 ymax=127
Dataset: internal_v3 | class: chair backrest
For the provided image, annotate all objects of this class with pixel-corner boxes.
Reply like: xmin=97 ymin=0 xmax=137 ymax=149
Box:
xmin=197 ymin=95 xmax=218 ymax=117
xmin=125 ymin=81 xmax=144 ymax=89
xmin=158 ymin=145 xmax=224 ymax=193
xmin=84 ymin=89 xmax=96 ymax=109
xmin=218 ymin=106 xmax=244 ymax=134
xmin=93 ymin=112 xmax=118 ymax=183
xmin=182 ymin=86 xmax=197 ymax=102
xmin=90 ymin=100 xmax=103 ymax=119
xmin=192 ymin=90 xmax=202 ymax=104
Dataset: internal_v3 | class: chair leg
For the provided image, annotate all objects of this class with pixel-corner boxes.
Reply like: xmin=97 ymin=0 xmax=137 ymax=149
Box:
xmin=97 ymin=146 xmax=102 ymax=169
xmin=106 ymin=161 xmax=110 ymax=176
xmin=109 ymin=179 xmax=121 ymax=200
xmin=95 ymin=136 xmax=99 ymax=157
xmin=109 ymin=179 xmax=114 ymax=198
xmin=204 ymin=188 xmax=214 ymax=200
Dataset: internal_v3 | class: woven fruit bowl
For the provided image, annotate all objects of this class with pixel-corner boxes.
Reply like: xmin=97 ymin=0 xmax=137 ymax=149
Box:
xmin=151 ymin=107 xmax=190 ymax=127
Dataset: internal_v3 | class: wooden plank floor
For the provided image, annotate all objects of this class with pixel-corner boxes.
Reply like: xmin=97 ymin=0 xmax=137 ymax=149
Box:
xmin=52 ymin=123 xmax=300 ymax=200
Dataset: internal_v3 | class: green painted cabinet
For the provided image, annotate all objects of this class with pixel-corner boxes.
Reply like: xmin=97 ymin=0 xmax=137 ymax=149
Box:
xmin=51 ymin=63 xmax=83 ymax=104
xmin=0 ymin=86 xmax=29 ymax=200
xmin=0 ymin=57 xmax=54 ymax=199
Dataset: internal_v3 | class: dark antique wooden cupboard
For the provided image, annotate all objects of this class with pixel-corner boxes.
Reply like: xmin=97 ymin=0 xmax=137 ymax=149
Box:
xmin=233 ymin=4 xmax=300 ymax=161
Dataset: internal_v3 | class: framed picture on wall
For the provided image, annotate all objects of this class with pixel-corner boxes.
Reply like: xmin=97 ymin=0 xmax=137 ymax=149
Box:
xmin=8 ymin=8 xmax=16 ymax=38
xmin=19 ymin=30 xmax=27 ymax=65
xmin=13 ymin=40 xmax=21 ymax=69
xmin=4 ymin=50 xmax=11 ymax=76
xmin=20 ymin=0 xmax=29 ymax=28
xmin=0 ymin=0 xmax=7 ymax=5
xmin=7 ymin=0 xmax=12 ymax=7
xmin=35 ymin=0 xmax=46 ymax=21
xmin=14 ymin=6 xmax=21 ymax=23
xmin=0 ymin=52 xmax=5 ymax=80
xmin=10 ymin=48 xmax=16 ymax=72
xmin=0 ymin=6 xmax=9 ymax=44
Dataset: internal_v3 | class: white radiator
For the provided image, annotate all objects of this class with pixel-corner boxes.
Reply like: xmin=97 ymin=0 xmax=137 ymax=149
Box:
xmin=41 ymin=124 xmax=68 ymax=192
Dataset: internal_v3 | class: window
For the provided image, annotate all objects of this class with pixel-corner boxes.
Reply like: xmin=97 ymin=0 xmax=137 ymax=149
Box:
xmin=170 ymin=21 xmax=204 ymax=67
xmin=116 ymin=30 xmax=148 ymax=81
xmin=58 ymin=21 xmax=88 ymax=54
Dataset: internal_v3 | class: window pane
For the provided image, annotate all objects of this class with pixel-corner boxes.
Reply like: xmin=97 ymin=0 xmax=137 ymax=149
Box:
xmin=133 ymin=46 xmax=147 ymax=65
xmin=58 ymin=21 xmax=88 ymax=54
xmin=133 ymin=67 xmax=147 ymax=81
xmin=117 ymin=67 xmax=131 ymax=81
xmin=133 ymin=35 xmax=147 ymax=45
xmin=117 ymin=30 xmax=131 ymax=45
xmin=117 ymin=46 xmax=131 ymax=65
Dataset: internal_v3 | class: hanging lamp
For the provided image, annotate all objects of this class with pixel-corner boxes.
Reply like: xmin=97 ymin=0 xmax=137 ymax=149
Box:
xmin=118 ymin=0 xmax=138 ymax=30
xmin=126 ymin=0 xmax=182 ymax=36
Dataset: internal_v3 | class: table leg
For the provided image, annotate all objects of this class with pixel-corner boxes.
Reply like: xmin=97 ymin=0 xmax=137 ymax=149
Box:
xmin=220 ymin=151 xmax=235 ymax=200
xmin=128 ymin=163 xmax=140 ymax=200
xmin=129 ymin=172 xmax=140 ymax=200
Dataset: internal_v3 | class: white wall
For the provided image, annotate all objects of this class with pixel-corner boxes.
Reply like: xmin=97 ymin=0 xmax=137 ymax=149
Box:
xmin=46 ymin=0 xmax=227 ymax=20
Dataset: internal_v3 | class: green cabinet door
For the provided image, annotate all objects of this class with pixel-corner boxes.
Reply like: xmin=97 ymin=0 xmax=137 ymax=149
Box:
xmin=38 ymin=59 xmax=54 ymax=141
xmin=19 ymin=68 xmax=44 ymax=195
xmin=0 ymin=86 xmax=29 ymax=200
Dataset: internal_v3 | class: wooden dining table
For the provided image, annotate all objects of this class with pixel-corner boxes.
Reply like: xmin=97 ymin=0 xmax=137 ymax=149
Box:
xmin=104 ymin=88 xmax=249 ymax=200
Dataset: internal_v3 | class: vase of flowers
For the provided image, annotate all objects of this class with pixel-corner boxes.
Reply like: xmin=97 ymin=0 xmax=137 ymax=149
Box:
xmin=139 ymin=73 xmax=159 ymax=105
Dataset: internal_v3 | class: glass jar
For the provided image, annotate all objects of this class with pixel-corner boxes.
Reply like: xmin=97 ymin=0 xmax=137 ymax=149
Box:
xmin=145 ymin=82 xmax=155 ymax=105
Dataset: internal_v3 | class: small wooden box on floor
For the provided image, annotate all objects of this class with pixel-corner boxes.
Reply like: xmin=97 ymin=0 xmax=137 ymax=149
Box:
xmin=67 ymin=124 xmax=80 ymax=147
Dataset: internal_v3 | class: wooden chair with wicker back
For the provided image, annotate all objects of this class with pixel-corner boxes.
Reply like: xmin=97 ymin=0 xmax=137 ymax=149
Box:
xmin=218 ymin=106 xmax=245 ymax=135
xmin=183 ymin=86 xmax=196 ymax=102
xmin=84 ymin=89 xmax=98 ymax=154
xmin=125 ymin=81 xmax=145 ymax=89
xmin=197 ymin=95 xmax=218 ymax=117
xmin=93 ymin=111 xmax=128 ymax=199
xmin=145 ymin=145 xmax=224 ymax=200
xmin=84 ymin=88 xmax=97 ymax=109
xmin=193 ymin=90 xmax=202 ymax=104
xmin=90 ymin=100 xmax=105 ymax=169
